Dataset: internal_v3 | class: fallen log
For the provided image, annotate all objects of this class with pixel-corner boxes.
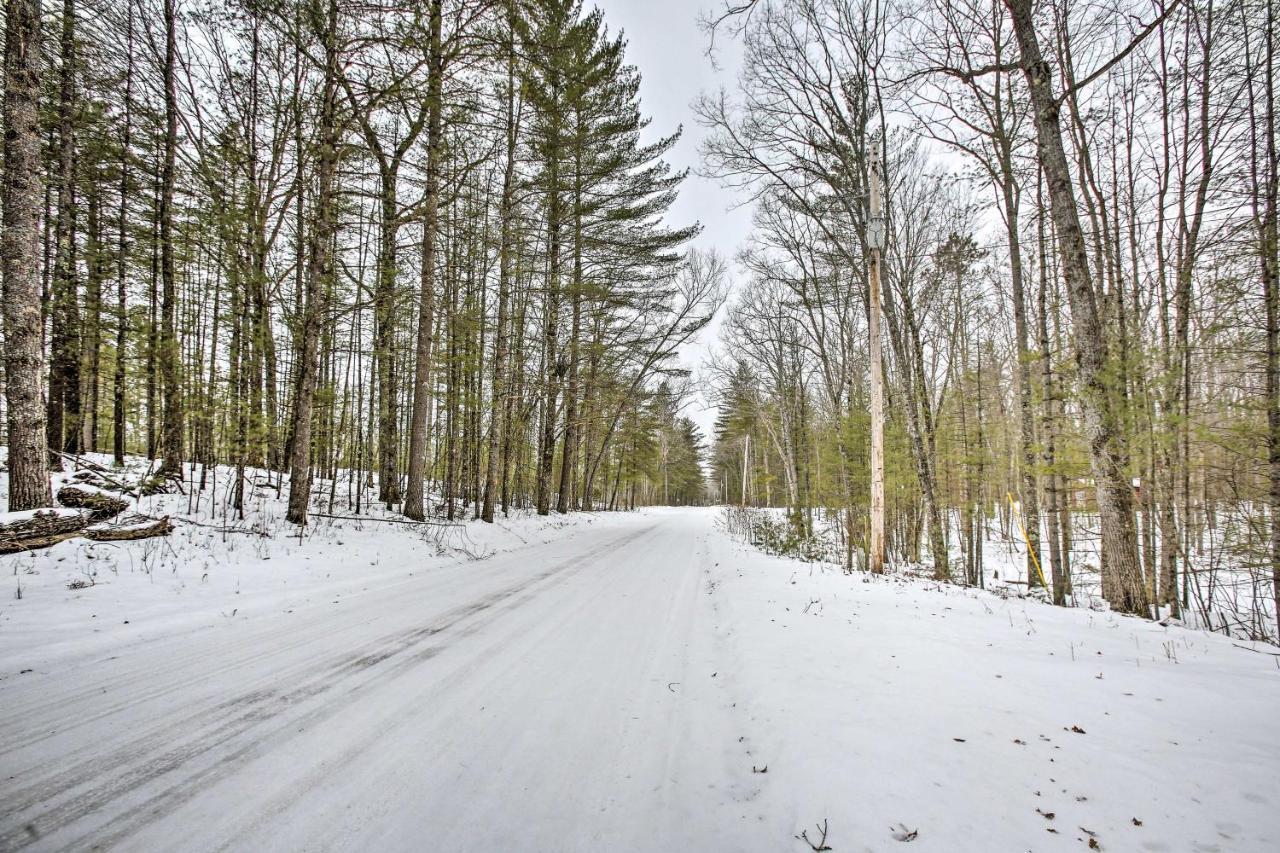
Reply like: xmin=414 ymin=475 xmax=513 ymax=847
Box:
xmin=0 ymin=509 xmax=89 ymax=554
xmin=67 ymin=468 xmax=138 ymax=497
xmin=84 ymin=514 xmax=173 ymax=542
xmin=57 ymin=485 xmax=131 ymax=520
xmin=306 ymin=512 xmax=463 ymax=528
xmin=52 ymin=450 xmax=139 ymax=495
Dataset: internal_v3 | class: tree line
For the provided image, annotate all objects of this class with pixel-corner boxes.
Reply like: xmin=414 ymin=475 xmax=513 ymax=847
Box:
xmin=1 ymin=0 xmax=718 ymax=527
xmin=701 ymin=0 xmax=1278 ymax=639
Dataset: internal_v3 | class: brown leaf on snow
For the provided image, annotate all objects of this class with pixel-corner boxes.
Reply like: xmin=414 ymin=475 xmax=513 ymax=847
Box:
xmin=889 ymin=824 xmax=918 ymax=842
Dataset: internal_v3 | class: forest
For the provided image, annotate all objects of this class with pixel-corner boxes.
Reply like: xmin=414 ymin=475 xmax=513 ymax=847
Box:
xmin=699 ymin=0 xmax=1278 ymax=640
xmin=1 ymin=0 xmax=719 ymax=535
xmin=3 ymin=2 xmax=1280 ymax=850
xmin=0 ymin=0 xmax=1277 ymax=640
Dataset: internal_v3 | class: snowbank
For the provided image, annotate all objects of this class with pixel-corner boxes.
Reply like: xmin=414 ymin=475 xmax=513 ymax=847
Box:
xmin=706 ymin=508 xmax=1280 ymax=851
xmin=0 ymin=455 xmax=626 ymax=673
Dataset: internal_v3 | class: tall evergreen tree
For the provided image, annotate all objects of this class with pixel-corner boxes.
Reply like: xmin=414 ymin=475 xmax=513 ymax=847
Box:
xmin=3 ymin=0 xmax=52 ymax=510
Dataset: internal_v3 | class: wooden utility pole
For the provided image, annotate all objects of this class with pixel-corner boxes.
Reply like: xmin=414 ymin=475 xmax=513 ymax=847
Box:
xmin=868 ymin=146 xmax=886 ymax=574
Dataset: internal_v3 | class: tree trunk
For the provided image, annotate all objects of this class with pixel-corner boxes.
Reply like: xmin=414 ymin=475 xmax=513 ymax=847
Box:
xmin=82 ymin=173 xmax=104 ymax=452
xmin=1037 ymin=205 xmax=1067 ymax=605
xmin=157 ymin=0 xmax=184 ymax=477
xmin=556 ymin=139 xmax=583 ymax=515
xmin=1003 ymin=181 xmax=1042 ymax=587
xmin=286 ymin=0 xmax=339 ymax=525
xmin=404 ymin=0 xmax=444 ymax=522
xmin=1006 ymin=0 xmax=1148 ymax=615
xmin=1258 ymin=0 xmax=1280 ymax=642
xmin=482 ymin=4 xmax=517 ymax=523
xmin=146 ymin=166 xmax=159 ymax=461
xmin=48 ymin=0 xmax=80 ymax=458
xmin=537 ymin=75 xmax=563 ymax=517
xmin=2 ymin=0 xmax=53 ymax=510
xmin=112 ymin=0 xmax=134 ymax=467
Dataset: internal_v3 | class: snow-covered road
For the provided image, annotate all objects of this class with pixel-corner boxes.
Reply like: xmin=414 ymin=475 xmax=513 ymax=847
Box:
xmin=1 ymin=509 xmax=747 ymax=851
xmin=3 ymin=506 xmax=1278 ymax=852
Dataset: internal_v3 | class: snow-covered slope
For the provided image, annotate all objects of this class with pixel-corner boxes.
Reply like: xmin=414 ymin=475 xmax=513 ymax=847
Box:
xmin=701 ymin=507 xmax=1279 ymax=852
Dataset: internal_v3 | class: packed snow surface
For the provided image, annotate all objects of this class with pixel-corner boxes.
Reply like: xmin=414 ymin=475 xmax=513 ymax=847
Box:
xmin=2 ymin=505 xmax=1277 ymax=851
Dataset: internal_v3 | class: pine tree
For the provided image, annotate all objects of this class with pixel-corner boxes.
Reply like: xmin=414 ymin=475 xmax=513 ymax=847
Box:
xmin=2 ymin=0 xmax=53 ymax=510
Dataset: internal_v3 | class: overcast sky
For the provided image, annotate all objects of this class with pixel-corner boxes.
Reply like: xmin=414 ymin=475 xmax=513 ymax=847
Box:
xmin=591 ymin=0 xmax=754 ymax=441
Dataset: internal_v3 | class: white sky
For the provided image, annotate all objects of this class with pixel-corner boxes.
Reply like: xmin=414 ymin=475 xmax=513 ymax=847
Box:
xmin=591 ymin=0 xmax=755 ymax=442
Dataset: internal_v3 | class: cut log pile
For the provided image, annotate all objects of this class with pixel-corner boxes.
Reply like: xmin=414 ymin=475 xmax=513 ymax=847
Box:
xmin=0 ymin=510 xmax=90 ymax=554
xmin=1 ymin=471 xmax=174 ymax=555
xmin=56 ymin=486 xmax=132 ymax=520
xmin=65 ymin=466 xmax=138 ymax=496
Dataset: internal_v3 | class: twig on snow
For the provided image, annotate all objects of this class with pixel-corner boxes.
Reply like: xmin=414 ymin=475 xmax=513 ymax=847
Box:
xmin=1232 ymin=643 xmax=1280 ymax=656
xmin=308 ymin=512 xmax=462 ymax=528
xmin=799 ymin=819 xmax=832 ymax=851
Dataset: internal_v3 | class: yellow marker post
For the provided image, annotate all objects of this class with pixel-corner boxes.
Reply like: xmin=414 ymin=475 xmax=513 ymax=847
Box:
xmin=1007 ymin=491 xmax=1049 ymax=590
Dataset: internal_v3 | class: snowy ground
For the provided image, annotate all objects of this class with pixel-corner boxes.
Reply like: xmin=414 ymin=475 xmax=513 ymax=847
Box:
xmin=734 ymin=505 xmax=1280 ymax=644
xmin=1 ymin=455 xmax=626 ymax=670
xmin=2 ymin=493 xmax=1278 ymax=851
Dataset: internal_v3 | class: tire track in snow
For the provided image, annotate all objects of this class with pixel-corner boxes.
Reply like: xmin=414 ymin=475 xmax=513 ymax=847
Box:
xmin=0 ymin=520 xmax=610 ymax=737
xmin=0 ymin=523 xmax=655 ymax=851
